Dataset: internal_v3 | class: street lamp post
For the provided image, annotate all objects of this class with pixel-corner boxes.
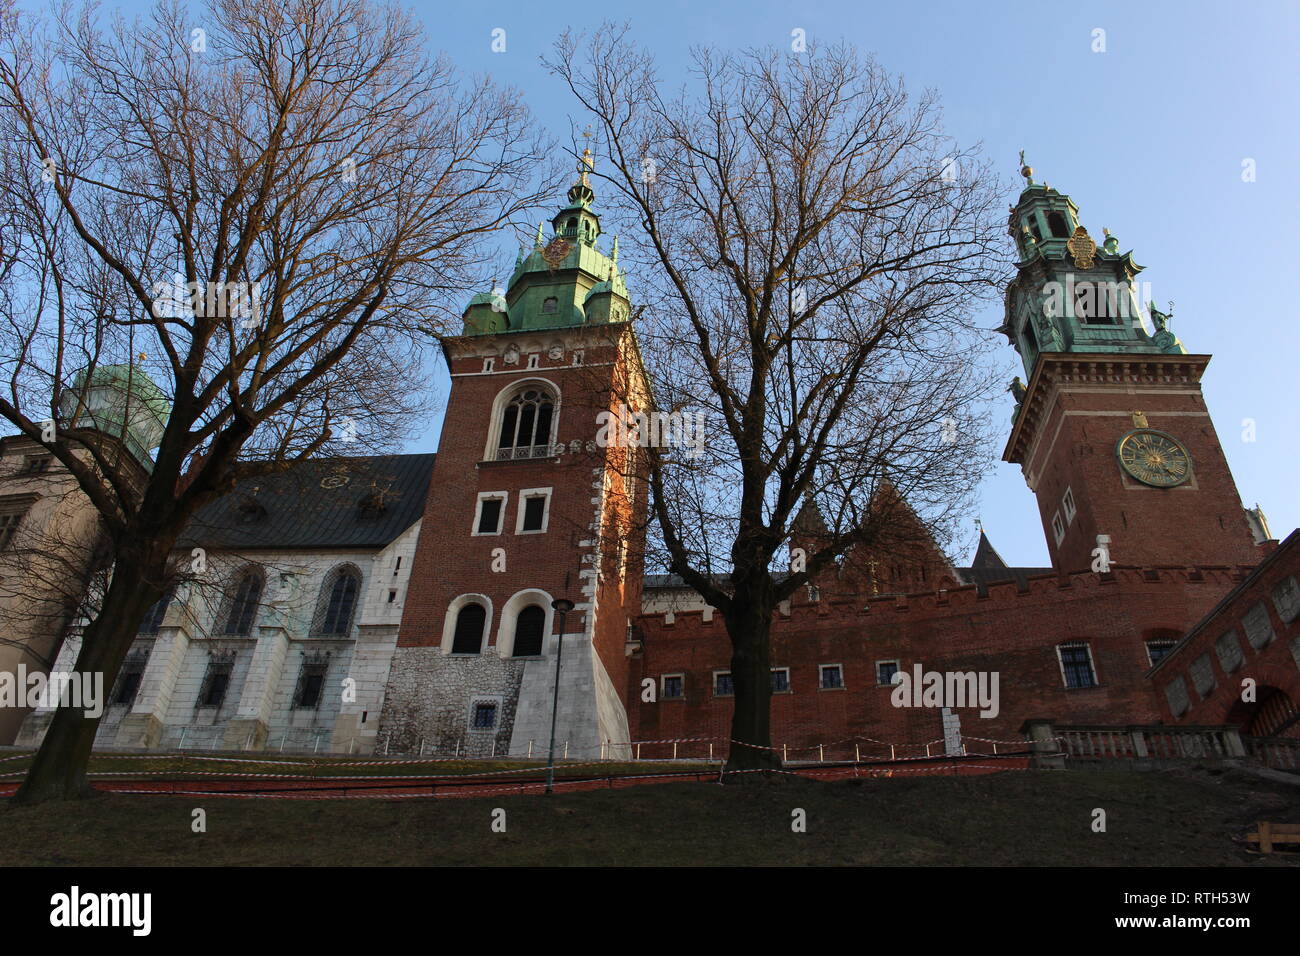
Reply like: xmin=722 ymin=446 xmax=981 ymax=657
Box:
xmin=545 ymin=598 xmax=575 ymax=795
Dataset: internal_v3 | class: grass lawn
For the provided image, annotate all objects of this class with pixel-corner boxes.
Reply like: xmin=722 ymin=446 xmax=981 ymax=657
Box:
xmin=2 ymin=766 xmax=1298 ymax=866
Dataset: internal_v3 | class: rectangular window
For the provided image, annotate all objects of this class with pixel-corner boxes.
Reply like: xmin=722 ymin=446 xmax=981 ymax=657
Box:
xmin=516 ymin=488 xmax=551 ymax=534
xmin=1051 ymin=510 xmax=1066 ymax=546
xmin=20 ymin=455 xmax=51 ymax=475
xmin=473 ymin=493 xmax=507 ymax=535
xmin=1145 ymin=641 xmax=1176 ymax=667
xmin=1215 ymin=630 xmax=1244 ymax=673
xmin=713 ymin=671 xmax=733 ymax=697
xmin=1062 ymin=487 xmax=1077 ymax=523
xmin=819 ymin=664 xmax=844 ymax=690
xmin=876 ymin=660 xmax=899 ymax=687
xmin=472 ymin=701 xmax=498 ymax=730
xmin=111 ymin=655 xmax=149 ymax=706
xmin=771 ymin=668 xmax=791 ymax=693
xmin=197 ymin=659 xmax=233 ymax=708
xmin=661 ymin=674 xmax=684 ymax=699
xmin=1058 ymin=642 xmax=1097 ymax=689
xmin=0 ymin=508 xmax=29 ymax=550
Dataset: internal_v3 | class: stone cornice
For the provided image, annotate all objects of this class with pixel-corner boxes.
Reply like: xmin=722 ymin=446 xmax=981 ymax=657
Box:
xmin=1003 ymin=353 xmax=1211 ymax=466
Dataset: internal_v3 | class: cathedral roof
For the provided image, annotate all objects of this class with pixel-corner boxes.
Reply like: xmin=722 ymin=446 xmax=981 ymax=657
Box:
xmin=181 ymin=453 xmax=435 ymax=551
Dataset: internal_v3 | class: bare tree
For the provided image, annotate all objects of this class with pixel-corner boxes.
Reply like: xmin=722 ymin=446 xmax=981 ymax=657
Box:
xmin=0 ymin=0 xmax=556 ymax=802
xmin=550 ymin=28 xmax=1009 ymax=775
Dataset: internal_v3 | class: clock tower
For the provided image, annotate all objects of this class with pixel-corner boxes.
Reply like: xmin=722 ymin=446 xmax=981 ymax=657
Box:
xmin=1001 ymin=157 xmax=1260 ymax=573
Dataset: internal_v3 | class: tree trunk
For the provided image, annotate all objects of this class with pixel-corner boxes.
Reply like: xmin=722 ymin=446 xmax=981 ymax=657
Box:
xmin=11 ymin=556 xmax=163 ymax=805
xmin=723 ymin=596 xmax=783 ymax=779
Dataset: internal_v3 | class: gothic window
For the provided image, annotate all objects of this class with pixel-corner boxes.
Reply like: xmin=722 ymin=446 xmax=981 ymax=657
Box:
xmin=451 ymin=602 xmax=487 ymax=654
xmin=293 ymin=652 xmax=331 ymax=709
xmin=496 ymin=386 xmax=556 ymax=460
xmin=313 ymin=566 xmax=361 ymax=637
xmin=512 ymin=605 xmax=546 ymax=657
xmin=139 ymin=589 xmax=173 ymax=634
xmin=1057 ymin=642 xmax=1097 ymax=689
xmin=222 ymin=569 xmax=263 ymax=635
xmin=1047 ymin=211 xmax=1069 ymax=238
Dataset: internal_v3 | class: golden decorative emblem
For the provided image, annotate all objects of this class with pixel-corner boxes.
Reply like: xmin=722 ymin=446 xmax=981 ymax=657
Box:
xmin=542 ymin=237 xmax=571 ymax=271
xmin=1066 ymin=225 xmax=1097 ymax=269
xmin=1116 ymin=429 xmax=1192 ymax=488
xmin=1131 ymin=410 xmax=1148 ymax=427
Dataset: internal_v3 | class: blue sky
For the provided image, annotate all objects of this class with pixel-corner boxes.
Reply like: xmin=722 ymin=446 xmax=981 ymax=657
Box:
xmin=406 ymin=0 xmax=1300 ymax=567
xmin=56 ymin=0 xmax=1300 ymax=567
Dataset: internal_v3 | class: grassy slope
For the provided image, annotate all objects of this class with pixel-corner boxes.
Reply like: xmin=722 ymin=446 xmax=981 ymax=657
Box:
xmin=2 ymin=768 xmax=1298 ymax=866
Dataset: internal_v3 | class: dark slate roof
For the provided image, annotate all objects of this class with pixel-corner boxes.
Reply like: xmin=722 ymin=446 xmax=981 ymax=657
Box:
xmin=952 ymin=565 xmax=1054 ymax=592
xmin=180 ymin=453 xmax=435 ymax=551
xmin=970 ymin=530 xmax=1009 ymax=570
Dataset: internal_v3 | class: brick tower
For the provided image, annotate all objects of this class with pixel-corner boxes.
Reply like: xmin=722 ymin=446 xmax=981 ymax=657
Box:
xmin=1001 ymin=157 xmax=1260 ymax=573
xmin=379 ymin=150 xmax=647 ymax=758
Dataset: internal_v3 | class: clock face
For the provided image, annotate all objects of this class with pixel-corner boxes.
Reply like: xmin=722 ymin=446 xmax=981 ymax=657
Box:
xmin=1116 ymin=429 xmax=1192 ymax=487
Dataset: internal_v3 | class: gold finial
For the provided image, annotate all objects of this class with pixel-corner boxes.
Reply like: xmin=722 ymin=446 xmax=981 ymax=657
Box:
xmin=1018 ymin=149 xmax=1033 ymax=184
xmin=1132 ymin=410 xmax=1148 ymax=427
xmin=1103 ymin=227 xmax=1110 ymax=236
xmin=138 ymin=351 xmax=147 ymax=363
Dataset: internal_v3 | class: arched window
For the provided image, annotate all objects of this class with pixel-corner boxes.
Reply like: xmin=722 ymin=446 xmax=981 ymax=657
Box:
xmin=222 ymin=570 xmax=263 ymax=635
xmin=314 ymin=566 xmax=361 ymax=637
xmin=451 ymin=603 xmax=487 ymax=654
xmin=496 ymin=386 xmax=555 ymax=460
xmin=512 ymin=605 xmax=546 ymax=657
xmin=542 ymin=296 xmax=558 ymax=314
xmin=1047 ymin=211 xmax=1069 ymax=239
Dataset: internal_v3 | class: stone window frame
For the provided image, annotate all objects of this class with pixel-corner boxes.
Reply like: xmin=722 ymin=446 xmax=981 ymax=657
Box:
xmin=1056 ymin=641 xmax=1098 ymax=690
xmin=1061 ymin=486 xmax=1077 ymax=524
xmin=660 ymin=673 xmax=685 ymax=700
xmin=483 ymin=378 xmax=562 ymax=463
xmin=770 ymin=667 xmax=792 ymax=694
xmin=819 ymin=663 xmax=845 ymax=691
xmin=875 ymin=659 xmax=900 ymax=687
xmin=468 ymin=695 xmax=504 ymax=733
xmin=515 ymin=487 xmax=553 ymax=535
xmin=472 ymin=491 xmax=508 ymax=536
xmin=441 ymin=593 xmax=494 ymax=656
xmin=310 ymin=564 xmax=363 ymax=638
xmin=217 ymin=566 xmax=264 ymax=636
xmin=292 ymin=650 xmax=333 ymax=710
xmin=1051 ymin=509 xmax=1066 ymax=546
xmin=195 ymin=650 xmax=238 ymax=710
xmin=712 ymin=670 xmax=733 ymax=697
